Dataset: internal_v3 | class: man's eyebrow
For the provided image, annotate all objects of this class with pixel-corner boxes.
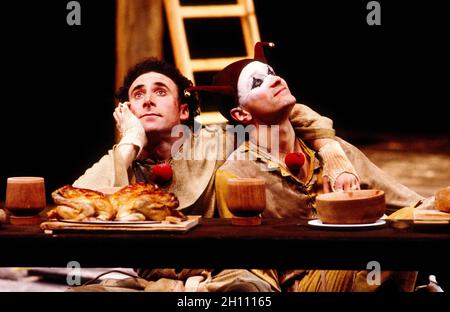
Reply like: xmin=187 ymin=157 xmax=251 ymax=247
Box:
xmin=130 ymin=84 xmax=145 ymax=94
xmin=130 ymin=81 xmax=170 ymax=95
xmin=153 ymin=81 xmax=169 ymax=89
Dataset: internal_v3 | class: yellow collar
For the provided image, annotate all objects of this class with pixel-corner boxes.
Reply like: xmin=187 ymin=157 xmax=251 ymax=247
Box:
xmin=243 ymin=138 xmax=316 ymax=187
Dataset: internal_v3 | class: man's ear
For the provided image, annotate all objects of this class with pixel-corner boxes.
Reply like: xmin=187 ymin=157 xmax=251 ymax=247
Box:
xmin=179 ymin=103 xmax=189 ymax=121
xmin=230 ymin=107 xmax=252 ymax=124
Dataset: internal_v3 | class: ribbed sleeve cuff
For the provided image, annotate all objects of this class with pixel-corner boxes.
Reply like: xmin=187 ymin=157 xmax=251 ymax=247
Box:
xmin=318 ymin=141 xmax=359 ymax=190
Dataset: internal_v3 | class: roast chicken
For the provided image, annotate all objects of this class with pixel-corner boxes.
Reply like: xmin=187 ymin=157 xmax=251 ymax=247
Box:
xmin=49 ymin=185 xmax=115 ymax=221
xmin=48 ymin=183 xmax=182 ymax=222
xmin=110 ymin=183 xmax=181 ymax=221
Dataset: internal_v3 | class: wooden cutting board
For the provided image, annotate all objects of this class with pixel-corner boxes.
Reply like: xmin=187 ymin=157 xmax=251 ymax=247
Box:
xmin=40 ymin=215 xmax=201 ymax=234
xmin=414 ymin=209 xmax=450 ymax=226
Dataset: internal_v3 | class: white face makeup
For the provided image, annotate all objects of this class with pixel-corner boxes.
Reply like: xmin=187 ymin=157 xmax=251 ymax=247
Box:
xmin=237 ymin=61 xmax=276 ymax=106
xmin=233 ymin=60 xmax=296 ymax=125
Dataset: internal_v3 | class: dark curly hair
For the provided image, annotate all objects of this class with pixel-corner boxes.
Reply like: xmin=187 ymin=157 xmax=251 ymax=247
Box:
xmin=115 ymin=57 xmax=200 ymax=127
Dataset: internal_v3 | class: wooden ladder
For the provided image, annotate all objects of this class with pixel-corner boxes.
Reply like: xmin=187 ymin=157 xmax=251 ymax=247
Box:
xmin=163 ymin=0 xmax=261 ymax=124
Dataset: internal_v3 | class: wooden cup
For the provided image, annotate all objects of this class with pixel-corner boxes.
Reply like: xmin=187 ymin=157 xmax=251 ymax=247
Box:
xmin=5 ymin=177 xmax=46 ymax=225
xmin=226 ymin=178 xmax=266 ymax=225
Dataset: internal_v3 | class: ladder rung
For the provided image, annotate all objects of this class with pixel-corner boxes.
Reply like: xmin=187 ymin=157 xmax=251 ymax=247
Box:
xmin=191 ymin=57 xmax=252 ymax=72
xmin=180 ymin=5 xmax=247 ymax=18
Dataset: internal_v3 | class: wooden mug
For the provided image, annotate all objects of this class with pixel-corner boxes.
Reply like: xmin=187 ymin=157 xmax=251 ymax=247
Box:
xmin=226 ymin=178 xmax=266 ymax=225
xmin=5 ymin=177 xmax=46 ymax=225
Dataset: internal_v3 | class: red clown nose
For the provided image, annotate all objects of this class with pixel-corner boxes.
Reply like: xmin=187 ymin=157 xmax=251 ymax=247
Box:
xmin=284 ymin=152 xmax=305 ymax=174
xmin=152 ymin=163 xmax=173 ymax=184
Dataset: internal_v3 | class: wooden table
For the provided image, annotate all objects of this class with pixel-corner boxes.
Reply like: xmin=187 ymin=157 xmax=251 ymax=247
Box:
xmin=1 ymin=218 xmax=449 ymax=270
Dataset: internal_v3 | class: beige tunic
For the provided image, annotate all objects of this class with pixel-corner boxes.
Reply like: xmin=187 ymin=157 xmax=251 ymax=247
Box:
xmin=215 ymin=137 xmax=429 ymax=292
xmin=216 ymin=137 xmax=428 ymax=218
xmin=216 ymin=139 xmax=320 ymax=219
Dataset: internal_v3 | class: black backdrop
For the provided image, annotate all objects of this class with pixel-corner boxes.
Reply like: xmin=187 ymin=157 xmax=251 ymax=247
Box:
xmin=0 ymin=0 xmax=447 ymax=200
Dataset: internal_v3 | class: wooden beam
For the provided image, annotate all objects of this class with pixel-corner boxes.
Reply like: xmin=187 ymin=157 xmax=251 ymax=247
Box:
xmin=115 ymin=0 xmax=164 ymax=141
xmin=115 ymin=0 xmax=164 ymax=94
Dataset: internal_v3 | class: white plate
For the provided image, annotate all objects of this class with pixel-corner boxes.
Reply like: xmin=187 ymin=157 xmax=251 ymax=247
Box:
xmin=307 ymin=219 xmax=386 ymax=229
xmin=59 ymin=220 xmax=161 ymax=225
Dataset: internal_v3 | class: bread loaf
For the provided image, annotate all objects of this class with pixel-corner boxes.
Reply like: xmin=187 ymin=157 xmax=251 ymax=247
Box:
xmin=435 ymin=186 xmax=450 ymax=213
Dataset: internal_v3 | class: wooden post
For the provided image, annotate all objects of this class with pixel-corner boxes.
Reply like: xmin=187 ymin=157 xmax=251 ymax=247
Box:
xmin=115 ymin=0 xmax=164 ymax=141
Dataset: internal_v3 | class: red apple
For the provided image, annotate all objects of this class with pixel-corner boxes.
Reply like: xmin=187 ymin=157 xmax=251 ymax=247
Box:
xmin=152 ymin=163 xmax=173 ymax=183
xmin=284 ymin=152 xmax=305 ymax=174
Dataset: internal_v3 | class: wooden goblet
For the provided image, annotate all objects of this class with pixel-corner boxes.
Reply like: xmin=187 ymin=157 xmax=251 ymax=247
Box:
xmin=226 ymin=178 xmax=266 ymax=226
xmin=5 ymin=177 xmax=46 ymax=225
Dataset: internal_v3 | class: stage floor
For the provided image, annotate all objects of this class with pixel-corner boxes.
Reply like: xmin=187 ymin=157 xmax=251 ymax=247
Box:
xmin=356 ymin=133 xmax=449 ymax=198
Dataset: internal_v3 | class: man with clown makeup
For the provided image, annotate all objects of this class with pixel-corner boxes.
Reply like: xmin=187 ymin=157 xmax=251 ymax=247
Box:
xmin=186 ymin=42 xmax=433 ymax=292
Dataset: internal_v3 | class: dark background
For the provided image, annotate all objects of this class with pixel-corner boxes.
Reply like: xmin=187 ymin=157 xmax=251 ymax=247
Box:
xmin=0 ymin=0 xmax=448 ymax=200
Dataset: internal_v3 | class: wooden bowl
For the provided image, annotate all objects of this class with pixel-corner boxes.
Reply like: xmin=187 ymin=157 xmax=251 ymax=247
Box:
xmin=316 ymin=190 xmax=385 ymax=224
